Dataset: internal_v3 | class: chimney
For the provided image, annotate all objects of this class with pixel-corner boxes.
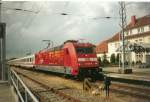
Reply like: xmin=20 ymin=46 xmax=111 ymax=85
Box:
xmin=131 ymin=15 xmax=136 ymax=26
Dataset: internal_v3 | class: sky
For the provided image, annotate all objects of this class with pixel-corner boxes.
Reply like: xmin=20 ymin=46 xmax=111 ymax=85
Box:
xmin=1 ymin=1 xmax=150 ymax=58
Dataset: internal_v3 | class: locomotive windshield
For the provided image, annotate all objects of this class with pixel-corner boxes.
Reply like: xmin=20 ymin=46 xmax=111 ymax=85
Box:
xmin=76 ymin=47 xmax=94 ymax=54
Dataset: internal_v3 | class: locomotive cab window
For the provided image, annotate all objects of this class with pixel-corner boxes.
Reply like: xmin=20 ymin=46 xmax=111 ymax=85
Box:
xmin=76 ymin=47 xmax=94 ymax=54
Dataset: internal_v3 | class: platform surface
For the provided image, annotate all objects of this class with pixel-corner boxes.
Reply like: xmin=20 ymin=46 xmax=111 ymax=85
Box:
xmin=0 ymin=82 xmax=16 ymax=102
xmin=103 ymin=67 xmax=150 ymax=82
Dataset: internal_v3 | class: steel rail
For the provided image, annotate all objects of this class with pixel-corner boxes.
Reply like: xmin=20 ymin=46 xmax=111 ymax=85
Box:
xmin=110 ymin=82 xmax=150 ymax=100
xmin=12 ymin=65 xmax=150 ymax=100
xmin=14 ymin=69 xmax=82 ymax=102
xmin=10 ymin=69 xmax=39 ymax=102
xmin=112 ymin=82 xmax=150 ymax=94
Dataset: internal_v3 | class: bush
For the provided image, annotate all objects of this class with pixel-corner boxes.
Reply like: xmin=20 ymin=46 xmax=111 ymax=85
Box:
xmin=103 ymin=59 xmax=110 ymax=67
xmin=116 ymin=53 xmax=120 ymax=64
xmin=124 ymin=61 xmax=129 ymax=65
xmin=110 ymin=53 xmax=116 ymax=64
xmin=132 ymin=61 xmax=135 ymax=65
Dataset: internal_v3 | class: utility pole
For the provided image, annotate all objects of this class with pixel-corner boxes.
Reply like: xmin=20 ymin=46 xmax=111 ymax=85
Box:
xmin=0 ymin=0 xmax=1 ymax=80
xmin=119 ymin=2 xmax=127 ymax=70
xmin=119 ymin=2 xmax=132 ymax=74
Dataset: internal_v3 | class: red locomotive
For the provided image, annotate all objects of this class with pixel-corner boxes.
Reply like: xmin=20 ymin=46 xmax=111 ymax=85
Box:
xmin=9 ymin=40 xmax=101 ymax=79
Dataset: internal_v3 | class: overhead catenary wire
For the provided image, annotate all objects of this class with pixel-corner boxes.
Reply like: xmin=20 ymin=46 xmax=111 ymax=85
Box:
xmin=2 ymin=2 xmax=42 ymax=57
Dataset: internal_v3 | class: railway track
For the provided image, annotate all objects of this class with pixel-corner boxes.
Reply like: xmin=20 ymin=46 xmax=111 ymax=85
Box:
xmin=110 ymin=82 xmax=150 ymax=100
xmin=12 ymin=66 xmax=150 ymax=102
xmin=12 ymin=67 xmax=105 ymax=102
xmin=14 ymin=70 xmax=81 ymax=102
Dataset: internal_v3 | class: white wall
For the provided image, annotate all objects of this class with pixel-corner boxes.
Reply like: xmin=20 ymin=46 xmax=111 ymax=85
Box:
xmin=103 ymin=24 xmax=150 ymax=64
xmin=125 ymin=24 xmax=150 ymax=37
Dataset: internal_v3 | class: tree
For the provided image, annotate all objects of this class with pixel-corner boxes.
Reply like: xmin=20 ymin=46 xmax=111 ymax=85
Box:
xmin=110 ymin=53 xmax=116 ymax=64
xmin=116 ymin=53 xmax=120 ymax=64
xmin=98 ymin=57 xmax=101 ymax=66
xmin=102 ymin=52 xmax=109 ymax=66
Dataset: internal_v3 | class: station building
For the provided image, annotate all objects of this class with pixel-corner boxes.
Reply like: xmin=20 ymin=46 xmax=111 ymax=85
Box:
xmin=96 ymin=15 xmax=150 ymax=65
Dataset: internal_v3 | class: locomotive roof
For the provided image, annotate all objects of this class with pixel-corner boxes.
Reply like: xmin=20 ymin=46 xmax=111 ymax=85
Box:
xmin=8 ymin=54 xmax=34 ymax=62
xmin=38 ymin=40 xmax=95 ymax=53
xmin=39 ymin=44 xmax=64 ymax=53
xmin=64 ymin=40 xmax=95 ymax=47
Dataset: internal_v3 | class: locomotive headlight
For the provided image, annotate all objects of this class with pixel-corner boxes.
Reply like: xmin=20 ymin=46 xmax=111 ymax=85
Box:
xmin=95 ymin=62 xmax=98 ymax=65
xmin=90 ymin=58 xmax=97 ymax=61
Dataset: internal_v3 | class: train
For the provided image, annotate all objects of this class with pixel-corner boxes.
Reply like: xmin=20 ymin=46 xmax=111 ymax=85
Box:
xmin=9 ymin=40 xmax=102 ymax=79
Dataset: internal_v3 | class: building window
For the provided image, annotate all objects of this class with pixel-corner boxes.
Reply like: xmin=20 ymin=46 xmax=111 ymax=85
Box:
xmin=135 ymin=40 xmax=138 ymax=42
xmin=115 ymin=43 xmax=118 ymax=48
xmin=130 ymin=30 xmax=132 ymax=34
xmin=139 ymin=38 xmax=143 ymax=44
xmin=138 ymin=28 xmax=141 ymax=33
xmin=141 ymin=27 xmax=144 ymax=32
xmin=139 ymin=38 xmax=142 ymax=41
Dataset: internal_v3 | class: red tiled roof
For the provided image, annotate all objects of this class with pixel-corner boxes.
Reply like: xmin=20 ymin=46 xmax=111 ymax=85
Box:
xmin=97 ymin=15 xmax=150 ymax=52
xmin=96 ymin=40 xmax=108 ymax=54
xmin=107 ymin=32 xmax=121 ymax=42
xmin=107 ymin=15 xmax=150 ymax=42
xmin=125 ymin=15 xmax=150 ymax=30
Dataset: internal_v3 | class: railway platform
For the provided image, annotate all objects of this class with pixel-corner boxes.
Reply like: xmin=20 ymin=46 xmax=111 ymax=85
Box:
xmin=107 ymin=73 xmax=150 ymax=81
xmin=0 ymin=81 xmax=16 ymax=102
xmin=103 ymin=67 xmax=150 ymax=75
xmin=103 ymin=67 xmax=150 ymax=87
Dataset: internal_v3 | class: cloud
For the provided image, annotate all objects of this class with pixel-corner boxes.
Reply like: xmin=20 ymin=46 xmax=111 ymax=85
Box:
xmin=2 ymin=1 xmax=149 ymax=58
xmin=126 ymin=2 xmax=150 ymax=21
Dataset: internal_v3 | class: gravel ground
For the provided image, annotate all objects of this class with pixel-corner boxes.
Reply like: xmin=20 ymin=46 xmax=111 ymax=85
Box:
xmin=12 ymin=67 xmax=150 ymax=102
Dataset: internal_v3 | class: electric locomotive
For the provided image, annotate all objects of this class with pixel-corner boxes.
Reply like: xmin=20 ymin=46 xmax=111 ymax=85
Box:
xmin=9 ymin=40 xmax=102 ymax=79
